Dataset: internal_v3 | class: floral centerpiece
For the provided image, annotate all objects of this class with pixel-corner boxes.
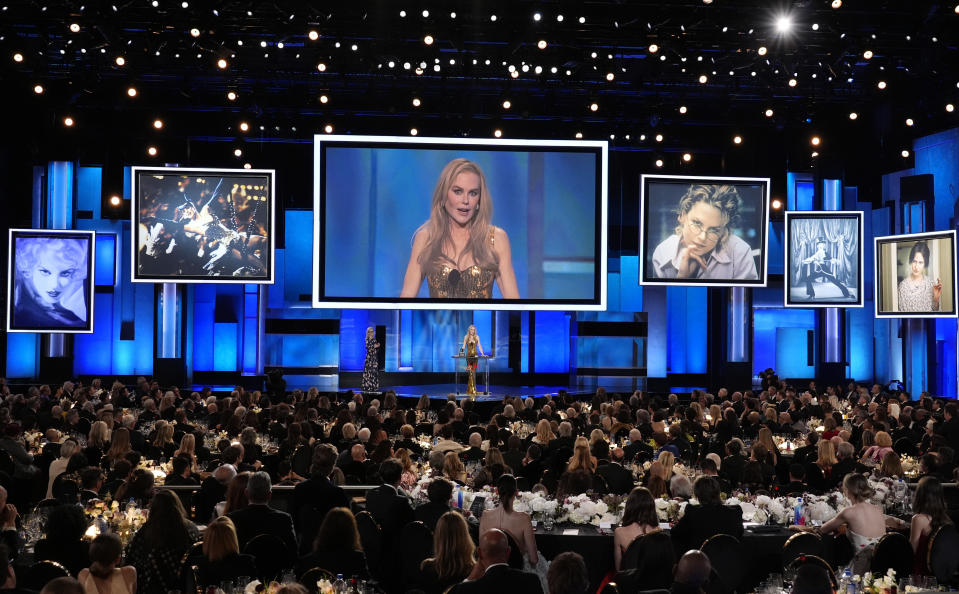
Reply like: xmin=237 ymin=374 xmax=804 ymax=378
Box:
xmin=316 ymin=579 xmax=335 ymax=594
xmin=559 ymin=493 xmax=622 ymax=526
xmin=862 ymin=568 xmax=898 ymax=594
xmin=84 ymin=499 xmax=148 ymax=544
xmin=655 ymin=498 xmax=688 ymax=523
xmin=513 ymin=491 xmax=560 ymax=518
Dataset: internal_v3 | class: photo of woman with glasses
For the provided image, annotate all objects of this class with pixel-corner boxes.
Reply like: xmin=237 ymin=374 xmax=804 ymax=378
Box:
xmin=649 ymin=183 xmax=759 ymax=281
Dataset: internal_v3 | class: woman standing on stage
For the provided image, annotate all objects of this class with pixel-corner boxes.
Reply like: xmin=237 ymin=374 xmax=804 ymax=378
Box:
xmin=362 ymin=326 xmax=380 ymax=393
xmin=461 ymin=325 xmax=485 ymax=396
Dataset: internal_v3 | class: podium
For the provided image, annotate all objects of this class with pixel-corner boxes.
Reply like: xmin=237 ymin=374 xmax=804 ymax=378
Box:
xmin=452 ymin=354 xmax=491 ymax=397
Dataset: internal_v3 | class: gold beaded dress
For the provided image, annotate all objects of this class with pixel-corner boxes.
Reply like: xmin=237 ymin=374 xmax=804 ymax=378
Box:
xmin=425 ymin=229 xmax=497 ymax=299
xmin=464 ymin=337 xmax=479 ymax=396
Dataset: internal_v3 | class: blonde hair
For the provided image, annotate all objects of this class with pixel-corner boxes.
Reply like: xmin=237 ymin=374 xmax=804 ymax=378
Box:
xmin=443 ymin=451 xmax=466 ymax=482
xmin=176 ymin=433 xmax=196 ymax=458
xmin=416 ymin=158 xmax=498 ymax=273
xmin=757 ymin=426 xmax=778 ymax=462
xmin=874 ymin=431 xmax=893 ymax=448
xmin=657 ymin=451 xmax=676 ymax=481
xmin=535 ymin=419 xmax=555 ymax=444
xmin=88 ymin=421 xmax=111 ymax=448
xmin=589 ymin=428 xmax=606 ymax=447
xmin=203 ymin=516 xmax=240 ymax=561
xmin=567 ymin=437 xmax=595 ymax=473
xmin=395 ymin=448 xmax=414 ymax=472
xmin=816 ymin=440 xmax=838 ymax=470
xmin=153 ymin=421 xmax=174 ymax=447
xmin=421 ymin=512 xmax=474 ymax=581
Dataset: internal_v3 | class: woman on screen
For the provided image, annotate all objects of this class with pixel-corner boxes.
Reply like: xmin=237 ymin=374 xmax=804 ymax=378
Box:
xmin=400 ymin=158 xmax=520 ymax=299
xmin=460 ymin=324 xmax=485 ymax=396
xmin=898 ymin=241 xmax=942 ymax=312
xmin=650 ymin=184 xmax=758 ymax=280
xmin=12 ymin=236 xmax=88 ymax=328
xmin=362 ymin=326 xmax=380 ymax=393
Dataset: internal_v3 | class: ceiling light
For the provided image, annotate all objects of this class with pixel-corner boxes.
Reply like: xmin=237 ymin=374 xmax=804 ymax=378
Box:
xmin=239 ymin=122 xmax=249 ymax=132
xmin=905 ymin=118 xmax=914 ymax=126
xmin=948 ymin=104 xmax=956 ymax=113
xmin=424 ymin=35 xmax=434 ymax=45
xmin=901 ymin=150 xmax=910 ymax=158
xmin=655 ymin=159 xmax=664 ymax=168
xmin=63 ymin=117 xmax=74 ymax=127
xmin=863 ymin=50 xmax=873 ymax=60
xmin=533 ymin=12 xmax=541 ymax=21
xmin=775 ymin=16 xmax=793 ymax=34
xmin=877 ymin=80 xmax=887 ymax=89
xmin=227 ymin=91 xmax=237 ymax=101
xmin=772 ymin=199 xmax=783 ymax=210
xmin=788 ymin=78 xmax=797 ymax=87
xmin=494 ymin=129 xmax=503 ymax=138
xmin=765 ymin=108 xmax=774 ymax=117
xmin=115 ymin=56 xmax=125 ymax=66
xmin=589 ymin=103 xmax=599 ymax=111
xmin=317 ymin=63 xmax=326 ymax=72
xmin=127 ymin=87 xmax=138 ymax=97
xmin=811 ymin=136 xmax=821 ymax=146
xmin=70 ymin=23 xmax=81 ymax=33
xmin=575 ymin=132 xmax=583 ymax=139
xmin=698 ymin=74 xmax=708 ymax=83
xmin=319 ymin=94 xmax=329 ymax=103
xmin=733 ymin=135 xmax=743 ymax=144
xmin=648 ymin=44 xmax=659 ymax=53
xmin=110 ymin=195 xmax=122 ymax=206
xmin=502 ymin=100 xmax=511 ymax=109
xmin=153 ymin=119 xmax=163 ymax=129
xmin=849 ymin=112 xmax=858 ymax=120
xmin=812 ymin=23 xmax=819 ymax=31
xmin=13 ymin=53 xmax=23 ymax=63
xmin=147 ymin=146 xmax=158 ymax=156
xmin=606 ymin=72 xmax=615 ymax=81
xmin=324 ymin=124 xmax=333 ymax=133
xmin=243 ymin=163 xmax=252 ymax=169
xmin=33 ymin=84 xmax=43 ymax=94
xmin=410 ymin=128 xmax=418 ymax=136
xmin=537 ymin=40 xmax=547 ymax=50
xmin=308 ymin=30 xmax=319 ymax=41
xmin=679 ymin=106 xmax=688 ymax=114
xmin=655 ymin=134 xmax=664 ymax=142
xmin=682 ymin=153 xmax=692 ymax=162
xmin=811 ymin=151 xmax=819 ymax=157
xmin=831 ymin=0 xmax=842 ymax=8
xmin=758 ymin=46 xmax=767 ymax=56
xmin=190 ymin=28 xmax=200 ymax=37
xmin=217 ymin=58 xmax=228 ymax=69
xmin=412 ymin=97 xmax=421 ymax=107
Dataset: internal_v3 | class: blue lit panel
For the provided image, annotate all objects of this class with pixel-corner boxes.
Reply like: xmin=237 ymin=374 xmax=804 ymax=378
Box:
xmin=848 ymin=307 xmax=873 ymax=382
xmin=74 ymin=293 xmax=115 ymax=374
xmin=264 ymin=334 xmax=339 ymax=367
xmin=339 ymin=310 xmax=371 ymax=371
xmin=399 ymin=310 xmax=413 ymax=368
xmin=242 ymin=286 xmax=258 ymax=375
xmin=577 ymin=337 xmax=642 ymax=368
xmin=667 ymin=287 xmax=707 ymax=374
xmin=776 ymin=327 xmax=815 ymax=378
xmin=5 ymin=333 xmax=38 ymax=378
xmin=192 ymin=285 xmax=216 ymax=372
xmin=534 ymin=311 xmax=569 ymax=373
xmin=619 ymin=256 xmax=642 ymax=312
xmin=767 ymin=221 xmax=784 ymax=275
xmin=935 ymin=319 xmax=957 ymax=399
xmin=77 ymin=166 xmax=102 ymax=220
xmin=214 ymin=322 xmax=239 ymax=371
xmin=797 ymin=181 xmax=814 ymax=211
xmin=285 ymin=210 xmax=313 ymax=302
xmin=754 ymin=308 xmax=815 ymax=376
xmin=95 ymin=234 xmax=116 ymax=286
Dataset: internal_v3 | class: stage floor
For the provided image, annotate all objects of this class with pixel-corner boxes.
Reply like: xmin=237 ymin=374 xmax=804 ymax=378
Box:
xmin=194 ymin=381 xmax=588 ymax=401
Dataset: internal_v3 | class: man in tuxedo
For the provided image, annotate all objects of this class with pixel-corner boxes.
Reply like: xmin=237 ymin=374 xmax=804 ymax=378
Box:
xmin=623 ymin=429 xmax=654 ymax=464
xmin=449 ymin=529 xmax=544 ymax=594
xmin=414 ymin=477 xmax=455 ymax=532
xmin=460 ymin=433 xmax=486 ymax=463
xmin=596 ymin=445 xmax=635 ymax=495
xmin=720 ymin=440 xmax=747 ymax=488
xmin=365 ymin=459 xmax=414 ymax=589
xmin=792 ymin=431 xmax=819 ymax=468
xmin=777 ymin=464 xmax=809 ymax=497
xmin=291 ymin=444 xmax=349 ymax=555
xmin=227 ymin=471 xmax=297 ymax=555
xmin=670 ymin=476 xmax=743 ymax=556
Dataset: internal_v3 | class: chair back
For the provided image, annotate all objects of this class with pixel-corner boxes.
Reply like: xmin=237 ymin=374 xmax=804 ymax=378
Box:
xmin=701 ymin=534 xmax=746 ymax=594
xmin=503 ymin=530 xmax=525 ymax=570
xmin=616 ymin=531 xmax=675 ymax=591
xmin=299 ymin=567 xmax=336 ymax=594
xmin=52 ymin=473 xmax=79 ymax=503
xmin=400 ymin=521 xmax=434 ymax=588
xmin=928 ymin=524 xmax=959 ymax=585
xmin=782 ymin=532 xmax=823 ymax=567
xmin=785 ymin=555 xmax=838 ymax=590
xmin=870 ymin=532 xmax=914 ymax=578
xmin=243 ymin=533 xmax=292 ymax=581
xmin=0 ymin=451 xmax=14 ymax=476
xmin=292 ymin=445 xmax=313 ymax=477
xmin=355 ymin=511 xmax=383 ymax=577
xmin=22 ymin=560 xmax=70 ymax=590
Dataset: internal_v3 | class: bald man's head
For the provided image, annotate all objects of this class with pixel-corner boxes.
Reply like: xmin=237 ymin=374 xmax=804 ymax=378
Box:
xmin=478 ymin=529 xmax=510 ymax=566
xmin=674 ymin=550 xmax=712 ymax=587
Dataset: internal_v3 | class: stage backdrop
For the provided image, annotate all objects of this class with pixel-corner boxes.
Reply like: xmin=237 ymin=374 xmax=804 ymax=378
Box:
xmin=875 ymin=230 xmax=957 ymax=318
xmin=6 ymin=229 xmax=96 ymax=333
xmin=132 ymin=167 xmax=276 ymax=283
xmin=640 ymin=175 xmax=769 ymax=287
xmin=784 ymin=211 xmax=864 ymax=308
xmin=314 ymin=135 xmax=608 ymax=310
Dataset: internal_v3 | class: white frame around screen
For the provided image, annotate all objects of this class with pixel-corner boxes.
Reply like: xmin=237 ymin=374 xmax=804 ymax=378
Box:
xmin=638 ymin=174 xmax=771 ymax=288
xmin=312 ymin=134 xmax=609 ymax=311
xmin=130 ymin=166 xmax=277 ymax=284
xmin=6 ymin=228 xmax=97 ymax=334
xmin=873 ymin=229 xmax=959 ymax=319
xmin=783 ymin=211 xmax=865 ymax=309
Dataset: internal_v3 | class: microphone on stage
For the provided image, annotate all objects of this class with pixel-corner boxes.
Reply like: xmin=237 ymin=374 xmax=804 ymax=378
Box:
xmin=448 ymin=269 xmax=461 ymax=293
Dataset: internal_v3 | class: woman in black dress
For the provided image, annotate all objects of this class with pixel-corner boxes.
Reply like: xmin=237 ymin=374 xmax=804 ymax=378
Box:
xmin=362 ymin=326 xmax=379 ymax=393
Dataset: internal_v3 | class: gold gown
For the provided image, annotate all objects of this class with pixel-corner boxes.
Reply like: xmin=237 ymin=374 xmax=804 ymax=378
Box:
xmin=465 ymin=338 xmax=479 ymax=396
xmin=425 ymin=228 xmax=498 ymax=299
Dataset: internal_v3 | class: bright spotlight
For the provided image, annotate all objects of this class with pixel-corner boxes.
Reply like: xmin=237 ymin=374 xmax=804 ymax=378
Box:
xmin=775 ymin=16 xmax=793 ymax=34
xmin=771 ymin=198 xmax=783 ymax=210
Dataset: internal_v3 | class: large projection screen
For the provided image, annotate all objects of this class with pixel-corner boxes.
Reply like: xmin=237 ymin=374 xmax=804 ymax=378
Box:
xmin=7 ymin=228 xmax=96 ymax=333
xmin=313 ymin=135 xmax=608 ymax=310
xmin=640 ymin=174 xmax=769 ymax=287
xmin=132 ymin=167 xmax=276 ymax=283
xmin=784 ymin=211 xmax=864 ymax=308
xmin=874 ymin=230 xmax=958 ymax=318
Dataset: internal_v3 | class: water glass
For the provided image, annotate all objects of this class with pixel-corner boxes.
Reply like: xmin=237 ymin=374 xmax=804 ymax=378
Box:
xmin=923 ymin=576 xmax=937 ymax=590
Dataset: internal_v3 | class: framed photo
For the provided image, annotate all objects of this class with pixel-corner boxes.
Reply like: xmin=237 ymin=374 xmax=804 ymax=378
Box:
xmin=313 ymin=135 xmax=608 ymax=310
xmin=784 ymin=211 xmax=864 ymax=308
xmin=874 ymin=230 xmax=958 ymax=318
xmin=6 ymin=229 xmax=96 ymax=333
xmin=639 ymin=174 xmax=769 ymax=287
xmin=131 ymin=167 xmax=276 ymax=283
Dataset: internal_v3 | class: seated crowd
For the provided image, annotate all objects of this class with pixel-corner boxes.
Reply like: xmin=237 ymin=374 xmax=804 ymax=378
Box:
xmin=0 ymin=371 xmax=957 ymax=594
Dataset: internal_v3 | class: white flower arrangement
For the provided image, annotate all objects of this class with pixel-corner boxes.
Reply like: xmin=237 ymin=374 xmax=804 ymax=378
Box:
xmin=316 ymin=579 xmax=335 ymax=594
xmin=560 ymin=493 xmax=613 ymax=525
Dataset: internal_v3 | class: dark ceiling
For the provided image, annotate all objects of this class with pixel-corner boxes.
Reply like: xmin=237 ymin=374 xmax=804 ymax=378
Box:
xmin=1 ymin=0 xmax=958 ymax=238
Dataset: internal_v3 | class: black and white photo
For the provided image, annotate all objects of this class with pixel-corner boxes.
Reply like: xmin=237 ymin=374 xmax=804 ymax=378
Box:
xmin=784 ymin=211 xmax=864 ymax=308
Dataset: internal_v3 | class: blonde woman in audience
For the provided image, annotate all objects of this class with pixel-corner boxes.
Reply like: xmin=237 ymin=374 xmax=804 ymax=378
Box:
xmin=442 ymin=451 xmax=466 ymax=484
xmin=531 ymin=419 xmax=555 ymax=446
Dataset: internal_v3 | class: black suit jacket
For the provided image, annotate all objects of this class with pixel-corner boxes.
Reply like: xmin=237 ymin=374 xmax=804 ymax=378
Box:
xmin=720 ymin=454 xmax=747 ymax=487
xmin=292 ymin=476 xmax=350 ymax=554
xmin=414 ymin=502 xmax=453 ymax=533
xmin=448 ymin=564 xmax=544 ymax=594
xmin=670 ymin=504 xmax=743 ymax=555
xmin=624 ymin=441 xmax=654 ymax=464
xmin=364 ymin=484 xmax=413 ymax=539
xmin=227 ymin=503 xmax=297 ymax=556
xmin=596 ymin=462 xmax=635 ymax=495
